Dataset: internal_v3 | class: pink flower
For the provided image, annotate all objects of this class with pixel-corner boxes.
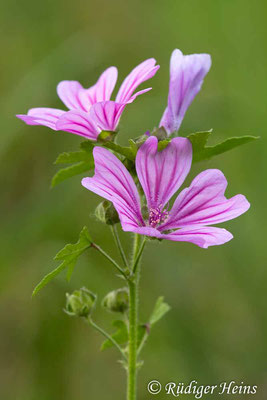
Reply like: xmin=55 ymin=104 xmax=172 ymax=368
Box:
xmin=160 ymin=49 xmax=211 ymax=135
xmin=82 ymin=136 xmax=250 ymax=248
xmin=17 ymin=59 xmax=159 ymax=140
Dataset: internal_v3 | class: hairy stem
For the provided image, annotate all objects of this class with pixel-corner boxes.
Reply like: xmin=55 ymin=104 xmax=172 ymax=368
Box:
xmin=110 ymin=225 xmax=129 ymax=269
xmin=127 ymin=234 xmax=146 ymax=400
xmin=91 ymin=243 xmax=127 ymax=279
xmin=86 ymin=317 xmax=127 ymax=361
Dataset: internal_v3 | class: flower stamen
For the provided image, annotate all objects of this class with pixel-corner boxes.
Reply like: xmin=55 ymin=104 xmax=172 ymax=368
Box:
xmin=148 ymin=205 xmax=169 ymax=228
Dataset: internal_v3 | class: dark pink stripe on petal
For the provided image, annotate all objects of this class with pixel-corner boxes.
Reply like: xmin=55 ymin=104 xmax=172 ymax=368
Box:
xmin=82 ymin=147 xmax=144 ymax=231
xmin=136 ymin=136 xmax=192 ymax=209
xmin=17 ymin=108 xmax=65 ymax=130
xmin=160 ymin=169 xmax=250 ymax=230
xmin=89 ymin=101 xmax=126 ymax=131
xmin=160 ymin=49 xmax=211 ymax=135
xmin=56 ymin=110 xmax=101 ymax=140
xmin=116 ymin=58 xmax=159 ymax=103
xmin=160 ymin=226 xmax=233 ymax=248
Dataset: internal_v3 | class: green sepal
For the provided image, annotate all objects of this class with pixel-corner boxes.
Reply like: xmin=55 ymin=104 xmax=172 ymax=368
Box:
xmin=102 ymin=288 xmax=129 ymax=313
xmin=65 ymin=287 xmax=97 ymax=318
xmin=97 ymin=130 xmax=117 ymax=142
xmin=95 ymin=200 xmax=120 ymax=225
xmin=32 ymin=227 xmax=92 ymax=297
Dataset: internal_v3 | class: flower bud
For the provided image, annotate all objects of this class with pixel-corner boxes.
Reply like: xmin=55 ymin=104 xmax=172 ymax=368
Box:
xmin=65 ymin=287 xmax=96 ymax=317
xmin=102 ymin=288 xmax=129 ymax=313
xmin=95 ymin=200 xmax=120 ymax=225
xmin=151 ymin=126 xmax=168 ymax=140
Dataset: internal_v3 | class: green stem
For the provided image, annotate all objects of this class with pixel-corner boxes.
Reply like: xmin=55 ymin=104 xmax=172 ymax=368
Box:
xmin=110 ymin=225 xmax=129 ymax=269
xmin=91 ymin=243 xmax=127 ymax=279
xmin=127 ymin=279 xmax=138 ymax=400
xmin=86 ymin=317 xmax=127 ymax=361
xmin=127 ymin=234 xmax=146 ymax=400
xmin=132 ymin=237 xmax=146 ymax=276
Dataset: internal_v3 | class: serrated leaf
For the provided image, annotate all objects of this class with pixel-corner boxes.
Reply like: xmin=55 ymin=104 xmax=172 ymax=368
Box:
xmin=149 ymin=296 xmax=171 ymax=326
xmin=188 ymin=131 xmax=258 ymax=162
xmin=101 ymin=320 xmax=128 ymax=351
xmin=51 ymin=160 xmax=93 ymax=187
xmin=32 ymin=262 xmax=68 ymax=297
xmin=32 ymin=227 xmax=92 ymax=296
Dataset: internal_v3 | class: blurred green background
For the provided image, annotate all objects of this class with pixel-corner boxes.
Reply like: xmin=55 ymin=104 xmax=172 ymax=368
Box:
xmin=0 ymin=0 xmax=266 ymax=399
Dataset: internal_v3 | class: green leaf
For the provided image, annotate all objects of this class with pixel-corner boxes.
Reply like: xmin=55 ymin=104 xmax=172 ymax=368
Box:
xmin=54 ymin=151 xmax=91 ymax=164
xmin=102 ymin=142 xmax=135 ymax=161
xmin=137 ymin=324 xmax=147 ymax=347
xmin=52 ymin=141 xmax=95 ymax=187
xmin=188 ymin=131 xmax=259 ymax=162
xmin=51 ymin=160 xmax=93 ymax=187
xmin=101 ymin=320 xmax=128 ymax=351
xmin=32 ymin=227 xmax=92 ymax=297
xmin=149 ymin=296 xmax=171 ymax=326
xmin=82 ymin=138 xmax=135 ymax=161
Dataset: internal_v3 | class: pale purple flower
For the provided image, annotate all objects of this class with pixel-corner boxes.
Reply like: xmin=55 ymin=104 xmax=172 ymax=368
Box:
xmin=160 ymin=49 xmax=211 ymax=135
xmin=82 ymin=136 xmax=250 ymax=248
xmin=17 ymin=59 xmax=159 ymax=140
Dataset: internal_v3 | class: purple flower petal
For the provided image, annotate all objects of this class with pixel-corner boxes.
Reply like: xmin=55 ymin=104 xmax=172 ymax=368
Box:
xmin=159 ymin=226 xmax=233 ymax=248
xmin=17 ymin=108 xmax=65 ymax=130
xmin=89 ymin=101 xmax=126 ymax=131
xmin=82 ymin=147 xmax=144 ymax=231
xmin=57 ymin=68 xmax=118 ymax=112
xmin=160 ymin=169 xmax=250 ymax=231
xmin=115 ymin=58 xmax=159 ymax=103
xmin=56 ymin=110 xmax=101 ymax=140
xmin=136 ymin=136 xmax=192 ymax=209
xmin=130 ymin=225 xmax=233 ymax=248
xmin=80 ymin=66 xmax=118 ymax=109
xmin=57 ymin=81 xmax=88 ymax=111
xmin=160 ymin=49 xmax=211 ymax=135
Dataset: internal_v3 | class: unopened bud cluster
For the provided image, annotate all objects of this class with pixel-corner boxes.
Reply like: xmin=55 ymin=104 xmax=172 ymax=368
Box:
xmin=65 ymin=287 xmax=96 ymax=317
xmin=102 ymin=288 xmax=129 ymax=313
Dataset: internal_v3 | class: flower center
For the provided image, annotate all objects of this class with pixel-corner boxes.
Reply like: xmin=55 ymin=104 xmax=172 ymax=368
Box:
xmin=149 ymin=205 xmax=169 ymax=228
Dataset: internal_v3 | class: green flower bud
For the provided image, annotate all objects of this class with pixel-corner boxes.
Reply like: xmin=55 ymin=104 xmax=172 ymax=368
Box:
xmin=65 ymin=287 xmax=96 ymax=317
xmin=151 ymin=126 xmax=168 ymax=140
xmin=95 ymin=200 xmax=120 ymax=225
xmin=102 ymin=288 xmax=129 ymax=313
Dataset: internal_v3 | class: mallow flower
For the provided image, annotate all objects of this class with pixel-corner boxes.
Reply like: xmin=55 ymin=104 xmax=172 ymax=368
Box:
xmin=17 ymin=59 xmax=159 ymax=140
xmin=160 ymin=49 xmax=211 ymax=135
xmin=82 ymin=136 xmax=250 ymax=248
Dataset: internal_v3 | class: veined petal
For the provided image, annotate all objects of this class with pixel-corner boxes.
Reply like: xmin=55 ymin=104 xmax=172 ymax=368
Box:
xmin=80 ymin=67 xmax=118 ymax=108
xmin=56 ymin=110 xmax=101 ymax=140
xmin=17 ymin=108 xmax=65 ymax=130
xmin=160 ymin=169 xmax=250 ymax=230
xmin=82 ymin=147 xmax=144 ymax=231
xmin=115 ymin=58 xmax=159 ymax=103
xmin=89 ymin=101 xmax=126 ymax=131
xmin=160 ymin=49 xmax=211 ymax=135
xmin=57 ymin=81 xmax=88 ymax=111
xmin=159 ymin=226 xmax=233 ymax=248
xmin=136 ymin=136 xmax=192 ymax=209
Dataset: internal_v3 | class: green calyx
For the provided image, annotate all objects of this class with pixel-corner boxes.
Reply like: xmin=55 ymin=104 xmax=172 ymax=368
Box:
xmin=102 ymin=288 xmax=129 ymax=313
xmin=95 ymin=200 xmax=120 ymax=225
xmin=65 ymin=287 xmax=96 ymax=318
